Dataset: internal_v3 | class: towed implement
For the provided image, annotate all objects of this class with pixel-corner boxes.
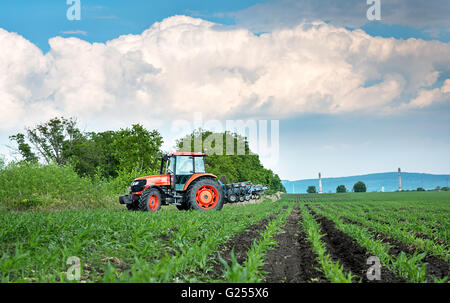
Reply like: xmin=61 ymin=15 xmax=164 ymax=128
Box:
xmin=119 ymin=152 xmax=224 ymax=212
xmin=224 ymin=182 xmax=267 ymax=203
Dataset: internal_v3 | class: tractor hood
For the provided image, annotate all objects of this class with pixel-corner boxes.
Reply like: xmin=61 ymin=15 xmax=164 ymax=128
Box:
xmin=135 ymin=174 xmax=171 ymax=186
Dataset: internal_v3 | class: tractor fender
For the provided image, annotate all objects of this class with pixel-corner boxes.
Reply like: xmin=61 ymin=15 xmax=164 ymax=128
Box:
xmin=183 ymin=173 xmax=218 ymax=191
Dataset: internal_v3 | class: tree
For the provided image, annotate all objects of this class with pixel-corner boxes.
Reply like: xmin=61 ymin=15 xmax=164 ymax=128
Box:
xmin=353 ymin=181 xmax=367 ymax=192
xmin=10 ymin=117 xmax=82 ymax=166
xmin=111 ymin=124 xmax=163 ymax=173
xmin=9 ymin=133 xmax=38 ymax=162
xmin=307 ymin=186 xmax=317 ymax=194
xmin=336 ymin=185 xmax=347 ymax=193
xmin=416 ymin=187 xmax=425 ymax=191
xmin=175 ymin=129 xmax=286 ymax=193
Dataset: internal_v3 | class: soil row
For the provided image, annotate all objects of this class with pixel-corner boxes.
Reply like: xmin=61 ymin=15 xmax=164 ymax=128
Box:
xmin=263 ymin=204 xmax=404 ymax=282
xmin=312 ymin=211 xmax=405 ymax=283
xmin=339 ymin=216 xmax=449 ymax=281
xmin=205 ymin=214 xmax=278 ymax=280
xmin=261 ymin=206 xmax=327 ymax=282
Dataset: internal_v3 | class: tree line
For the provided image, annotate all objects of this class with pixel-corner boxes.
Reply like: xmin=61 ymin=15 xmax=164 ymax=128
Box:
xmin=8 ymin=117 xmax=286 ymax=193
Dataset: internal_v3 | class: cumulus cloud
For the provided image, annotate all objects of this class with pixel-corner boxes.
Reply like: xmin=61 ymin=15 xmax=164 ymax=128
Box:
xmin=231 ymin=0 xmax=450 ymax=34
xmin=0 ymin=16 xmax=449 ymax=132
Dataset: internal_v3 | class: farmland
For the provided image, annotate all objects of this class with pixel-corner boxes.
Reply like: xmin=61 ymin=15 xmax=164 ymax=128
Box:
xmin=0 ymin=191 xmax=449 ymax=283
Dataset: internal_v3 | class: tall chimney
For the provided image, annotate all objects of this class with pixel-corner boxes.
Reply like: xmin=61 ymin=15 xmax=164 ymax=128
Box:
xmin=319 ymin=172 xmax=323 ymax=194
xmin=398 ymin=168 xmax=402 ymax=191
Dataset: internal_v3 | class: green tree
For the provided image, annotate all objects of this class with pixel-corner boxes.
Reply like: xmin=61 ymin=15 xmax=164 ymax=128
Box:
xmin=0 ymin=155 xmax=5 ymax=170
xmin=111 ymin=124 xmax=163 ymax=173
xmin=11 ymin=117 xmax=82 ymax=166
xmin=336 ymin=185 xmax=347 ymax=193
xmin=353 ymin=181 xmax=367 ymax=192
xmin=9 ymin=133 xmax=38 ymax=162
xmin=307 ymin=186 xmax=317 ymax=194
xmin=175 ymin=129 xmax=286 ymax=193
xmin=416 ymin=187 xmax=425 ymax=192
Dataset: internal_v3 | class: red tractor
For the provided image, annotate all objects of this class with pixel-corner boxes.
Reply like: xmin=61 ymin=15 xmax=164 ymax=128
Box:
xmin=119 ymin=152 xmax=224 ymax=211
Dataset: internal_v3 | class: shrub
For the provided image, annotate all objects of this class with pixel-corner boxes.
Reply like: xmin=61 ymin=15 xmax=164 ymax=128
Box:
xmin=353 ymin=181 xmax=367 ymax=193
xmin=336 ymin=185 xmax=347 ymax=193
xmin=0 ymin=162 xmax=118 ymax=211
xmin=307 ymin=186 xmax=317 ymax=194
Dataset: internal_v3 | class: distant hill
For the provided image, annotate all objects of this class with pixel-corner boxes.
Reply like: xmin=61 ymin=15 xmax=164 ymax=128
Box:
xmin=282 ymin=172 xmax=450 ymax=193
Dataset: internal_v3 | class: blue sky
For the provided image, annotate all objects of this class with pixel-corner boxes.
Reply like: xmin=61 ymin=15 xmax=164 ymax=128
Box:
xmin=0 ymin=0 xmax=261 ymax=52
xmin=0 ymin=0 xmax=449 ymax=180
xmin=1 ymin=0 xmax=448 ymax=52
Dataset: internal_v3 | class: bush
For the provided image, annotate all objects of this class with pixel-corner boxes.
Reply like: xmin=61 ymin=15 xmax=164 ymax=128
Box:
xmin=353 ymin=181 xmax=367 ymax=193
xmin=306 ymin=186 xmax=317 ymax=194
xmin=0 ymin=162 xmax=119 ymax=211
xmin=336 ymin=185 xmax=347 ymax=193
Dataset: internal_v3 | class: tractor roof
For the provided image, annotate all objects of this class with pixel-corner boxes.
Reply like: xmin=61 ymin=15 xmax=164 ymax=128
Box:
xmin=167 ymin=152 xmax=205 ymax=156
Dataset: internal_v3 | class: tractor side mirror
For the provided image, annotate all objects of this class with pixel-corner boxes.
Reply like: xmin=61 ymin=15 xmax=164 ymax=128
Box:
xmin=154 ymin=157 xmax=158 ymax=165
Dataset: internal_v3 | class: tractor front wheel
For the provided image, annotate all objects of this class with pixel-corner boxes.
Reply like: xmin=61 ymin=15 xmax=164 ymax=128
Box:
xmin=187 ymin=178 xmax=224 ymax=211
xmin=138 ymin=188 xmax=162 ymax=212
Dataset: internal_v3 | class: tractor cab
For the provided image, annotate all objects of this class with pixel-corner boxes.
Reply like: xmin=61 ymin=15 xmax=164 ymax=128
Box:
xmin=160 ymin=152 xmax=207 ymax=191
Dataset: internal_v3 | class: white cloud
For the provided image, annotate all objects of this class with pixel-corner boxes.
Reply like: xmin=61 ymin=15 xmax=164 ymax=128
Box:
xmin=0 ymin=16 xmax=449 ymax=133
xmin=231 ymin=0 xmax=450 ymax=34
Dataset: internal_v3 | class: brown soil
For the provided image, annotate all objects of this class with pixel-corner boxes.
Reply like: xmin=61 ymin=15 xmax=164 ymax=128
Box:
xmin=261 ymin=206 xmax=327 ymax=282
xmin=308 ymin=208 xmax=405 ymax=283
xmin=208 ymin=215 xmax=276 ymax=280
xmin=341 ymin=216 xmax=449 ymax=281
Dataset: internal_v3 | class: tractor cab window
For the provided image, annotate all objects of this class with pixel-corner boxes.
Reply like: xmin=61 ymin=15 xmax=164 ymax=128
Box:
xmin=166 ymin=157 xmax=175 ymax=174
xmin=175 ymin=156 xmax=194 ymax=175
xmin=194 ymin=157 xmax=206 ymax=173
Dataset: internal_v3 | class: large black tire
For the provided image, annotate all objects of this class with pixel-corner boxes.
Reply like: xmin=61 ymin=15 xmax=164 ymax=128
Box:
xmin=187 ymin=178 xmax=224 ymax=211
xmin=138 ymin=188 xmax=162 ymax=212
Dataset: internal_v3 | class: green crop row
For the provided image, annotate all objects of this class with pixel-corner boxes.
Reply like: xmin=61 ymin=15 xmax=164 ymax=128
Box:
xmin=219 ymin=204 xmax=294 ymax=282
xmin=0 ymin=200 xmax=285 ymax=282
xmin=310 ymin=205 xmax=447 ymax=282
xmin=322 ymin=204 xmax=449 ymax=262
xmin=298 ymin=204 xmax=355 ymax=283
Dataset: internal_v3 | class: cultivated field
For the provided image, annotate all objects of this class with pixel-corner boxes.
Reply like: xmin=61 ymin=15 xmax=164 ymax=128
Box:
xmin=0 ymin=192 xmax=449 ymax=282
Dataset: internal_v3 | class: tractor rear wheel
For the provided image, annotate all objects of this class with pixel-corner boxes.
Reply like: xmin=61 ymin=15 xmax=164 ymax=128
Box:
xmin=138 ymin=188 xmax=162 ymax=212
xmin=187 ymin=178 xmax=224 ymax=211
